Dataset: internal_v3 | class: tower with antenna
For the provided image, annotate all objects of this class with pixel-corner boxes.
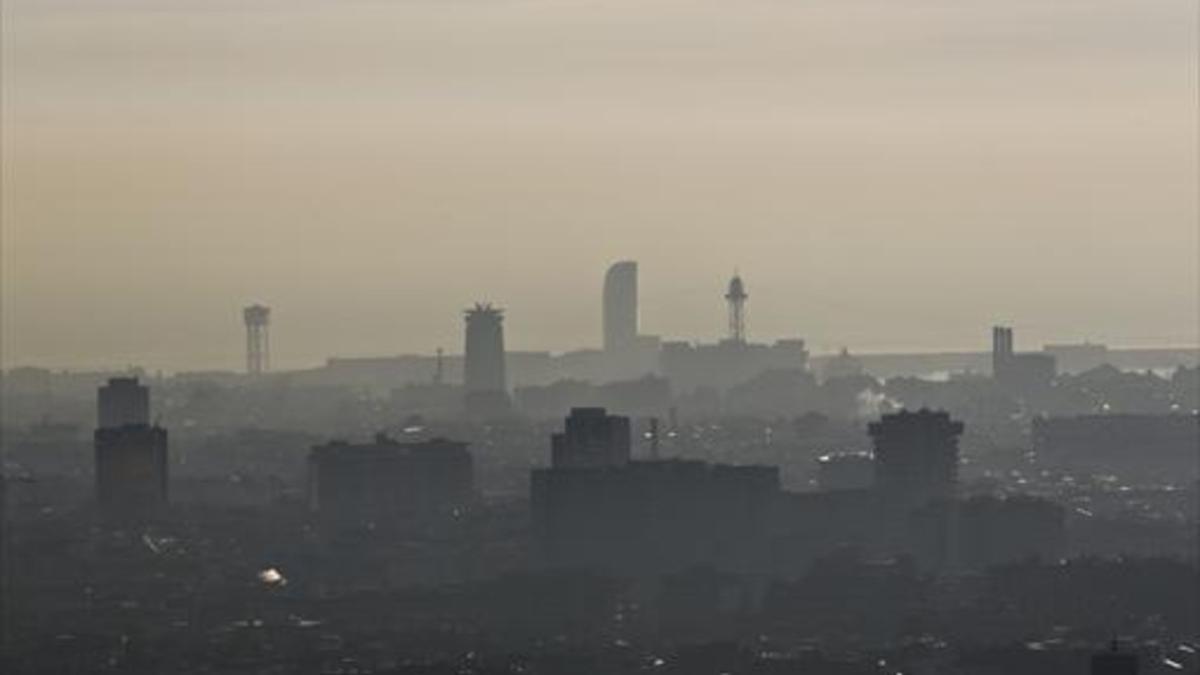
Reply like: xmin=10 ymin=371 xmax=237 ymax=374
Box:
xmin=724 ymin=273 xmax=748 ymax=344
xmin=243 ymin=304 xmax=271 ymax=375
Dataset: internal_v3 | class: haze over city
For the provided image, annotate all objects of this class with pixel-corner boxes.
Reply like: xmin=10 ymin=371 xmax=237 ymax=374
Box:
xmin=3 ymin=2 xmax=1199 ymax=674
xmin=3 ymin=0 xmax=1197 ymax=372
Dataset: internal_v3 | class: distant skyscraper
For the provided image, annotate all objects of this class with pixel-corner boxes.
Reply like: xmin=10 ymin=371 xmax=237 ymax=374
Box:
xmin=463 ymin=303 xmax=509 ymax=417
xmin=95 ymin=379 xmax=167 ymax=515
xmin=244 ymin=304 xmax=271 ymax=375
xmin=870 ymin=409 xmax=963 ymax=509
xmin=603 ymin=261 xmax=638 ymax=352
xmin=551 ymin=407 xmax=632 ymax=469
xmin=724 ymin=274 xmax=748 ymax=344
xmin=97 ymin=377 xmax=150 ymax=429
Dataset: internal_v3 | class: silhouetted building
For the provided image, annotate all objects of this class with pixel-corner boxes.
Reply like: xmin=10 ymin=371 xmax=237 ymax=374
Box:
xmin=992 ymin=325 xmax=1056 ymax=391
xmin=463 ymin=303 xmax=509 ymax=417
xmin=551 ymin=407 xmax=631 ymax=468
xmin=870 ymin=409 xmax=963 ymax=510
xmin=603 ymin=261 xmax=638 ymax=352
xmin=533 ymin=409 xmax=778 ymax=574
xmin=1091 ymin=642 xmax=1138 ymax=675
xmin=309 ymin=435 xmax=473 ymax=531
xmin=244 ymin=304 xmax=271 ymax=375
xmin=97 ymin=376 xmax=149 ymax=429
xmin=724 ymin=273 xmax=748 ymax=345
xmin=94 ymin=425 xmax=168 ymax=514
xmin=598 ymin=261 xmax=662 ymax=379
xmin=532 ymin=459 xmax=779 ymax=575
xmin=910 ymin=495 xmax=1065 ymax=571
xmin=94 ymin=377 xmax=166 ymax=515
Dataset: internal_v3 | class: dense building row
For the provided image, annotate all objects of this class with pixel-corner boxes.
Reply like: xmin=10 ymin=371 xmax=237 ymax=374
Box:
xmin=532 ymin=406 xmax=1065 ymax=578
xmin=86 ymin=375 xmax=1066 ymax=579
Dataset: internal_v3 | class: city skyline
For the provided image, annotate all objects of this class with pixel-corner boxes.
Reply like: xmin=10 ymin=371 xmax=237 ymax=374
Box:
xmin=1 ymin=2 xmax=1195 ymax=671
xmin=1 ymin=260 xmax=1197 ymax=374
xmin=2 ymin=0 xmax=1197 ymax=371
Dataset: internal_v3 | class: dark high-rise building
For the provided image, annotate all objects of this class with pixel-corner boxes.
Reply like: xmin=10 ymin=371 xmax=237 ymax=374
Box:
xmin=603 ymin=261 xmax=638 ymax=352
xmin=94 ymin=425 xmax=168 ymax=514
xmin=95 ymin=377 xmax=167 ymax=515
xmin=308 ymin=435 xmax=473 ymax=531
xmin=463 ymin=303 xmax=509 ymax=417
xmin=463 ymin=303 xmax=506 ymax=393
xmin=533 ymin=407 xmax=778 ymax=575
xmin=869 ymin=409 xmax=963 ymax=510
xmin=532 ymin=459 xmax=779 ymax=575
xmin=551 ymin=407 xmax=632 ymax=469
xmin=97 ymin=376 xmax=150 ymax=429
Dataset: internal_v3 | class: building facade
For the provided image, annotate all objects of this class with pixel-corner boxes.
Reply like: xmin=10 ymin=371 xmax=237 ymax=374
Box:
xmin=309 ymin=435 xmax=474 ymax=531
xmin=94 ymin=425 xmax=168 ymax=514
xmin=869 ymin=409 xmax=963 ymax=511
xmin=97 ymin=377 xmax=150 ymax=429
xmin=550 ymin=407 xmax=632 ymax=469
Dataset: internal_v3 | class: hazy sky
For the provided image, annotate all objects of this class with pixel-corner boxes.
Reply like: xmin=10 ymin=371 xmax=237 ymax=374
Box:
xmin=2 ymin=0 xmax=1196 ymax=372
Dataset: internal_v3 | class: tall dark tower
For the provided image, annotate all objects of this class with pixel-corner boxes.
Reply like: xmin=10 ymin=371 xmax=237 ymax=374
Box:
xmin=870 ymin=409 xmax=963 ymax=510
xmin=244 ymin=304 xmax=271 ymax=375
xmin=94 ymin=379 xmax=168 ymax=516
xmin=603 ymin=261 xmax=638 ymax=352
xmin=463 ymin=303 xmax=509 ymax=417
xmin=724 ymin=274 xmax=748 ymax=344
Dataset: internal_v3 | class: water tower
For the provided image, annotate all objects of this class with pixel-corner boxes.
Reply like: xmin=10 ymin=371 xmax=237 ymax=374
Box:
xmin=243 ymin=304 xmax=271 ymax=375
